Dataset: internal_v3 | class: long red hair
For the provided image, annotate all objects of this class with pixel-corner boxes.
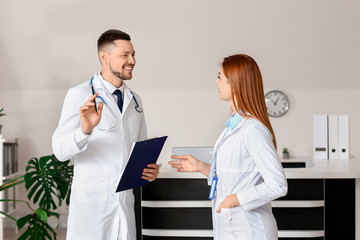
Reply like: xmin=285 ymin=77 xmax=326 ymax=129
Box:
xmin=222 ymin=54 xmax=277 ymax=149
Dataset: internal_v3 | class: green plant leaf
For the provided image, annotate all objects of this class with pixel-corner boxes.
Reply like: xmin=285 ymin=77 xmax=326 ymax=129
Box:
xmin=18 ymin=229 xmax=31 ymax=240
xmin=26 ymin=158 xmax=38 ymax=172
xmin=66 ymin=187 xmax=72 ymax=205
xmin=39 ymin=155 xmax=52 ymax=169
xmin=27 ymin=181 xmax=42 ymax=200
xmin=0 ymin=107 xmax=6 ymax=117
xmin=17 ymin=212 xmax=57 ymax=240
xmin=25 ymin=155 xmax=61 ymax=210
xmin=1 ymin=154 xmax=73 ymax=240
xmin=35 ymin=209 xmax=48 ymax=223
xmin=44 ymin=221 xmax=57 ymax=239
xmin=33 ymin=186 xmax=44 ymax=205
xmin=24 ymin=171 xmax=36 ymax=182
xmin=43 ymin=228 xmax=52 ymax=240
xmin=24 ymin=175 xmax=37 ymax=190
xmin=46 ymin=160 xmax=57 ymax=169
xmin=47 ymin=210 xmax=60 ymax=219
xmin=52 ymin=156 xmax=73 ymax=204
xmin=17 ymin=214 xmax=32 ymax=229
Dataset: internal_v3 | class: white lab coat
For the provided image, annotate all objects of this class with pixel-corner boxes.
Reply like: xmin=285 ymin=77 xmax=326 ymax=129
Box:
xmin=52 ymin=73 xmax=147 ymax=240
xmin=211 ymin=118 xmax=287 ymax=240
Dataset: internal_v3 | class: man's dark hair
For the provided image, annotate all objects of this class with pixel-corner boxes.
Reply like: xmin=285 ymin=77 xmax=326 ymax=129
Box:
xmin=97 ymin=29 xmax=131 ymax=52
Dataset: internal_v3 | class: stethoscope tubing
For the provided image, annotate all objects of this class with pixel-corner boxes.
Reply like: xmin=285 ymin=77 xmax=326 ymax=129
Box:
xmin=90 ymin=77 xmax=143 ymax=113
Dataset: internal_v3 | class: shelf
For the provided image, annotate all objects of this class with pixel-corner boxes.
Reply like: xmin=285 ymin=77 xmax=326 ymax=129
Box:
xmin=159 ymin=158 xmax=360 ymax=179
xmin=142 ymin=229 xmax=324 ymax=237
xmin=278 ymin=230 xmax=324 ymax=238
xmin=1 ymin=138 xmax=19 ymax=240
xmin=142 ymin=200 xmax=211 ymax=208
xmin=142 ymin=200 xmax=325 ymax=208
xmin=271 ymin=200 xmax=325 ymax=208
xmin=158 ymin=171 xmax=206 ymax=179
xmin=142 ymin=229 xmax=213 ymax=237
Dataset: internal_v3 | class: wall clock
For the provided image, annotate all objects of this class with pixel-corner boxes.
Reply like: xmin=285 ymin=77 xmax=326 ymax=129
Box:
xmin=265 ymin=90 xmax=289 ymax=117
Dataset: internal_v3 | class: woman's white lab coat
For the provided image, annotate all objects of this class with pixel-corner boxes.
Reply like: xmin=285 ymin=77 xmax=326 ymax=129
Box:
xmin=52 ymin=73 xmax=147 ymax=240
xmin=211 ymin=118 xmax=287 ymax=240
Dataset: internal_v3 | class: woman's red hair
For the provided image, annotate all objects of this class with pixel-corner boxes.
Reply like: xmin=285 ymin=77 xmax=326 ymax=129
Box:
xmin=222 ymin=54 xmax=277 ymax=149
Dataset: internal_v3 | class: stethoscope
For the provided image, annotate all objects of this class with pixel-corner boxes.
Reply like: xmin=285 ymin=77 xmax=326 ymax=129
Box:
xmin=90 ymin=77 xmax=143 ymax=113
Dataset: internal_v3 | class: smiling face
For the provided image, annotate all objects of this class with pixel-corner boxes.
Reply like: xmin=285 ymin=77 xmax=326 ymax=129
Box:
xmin=108 ymin=39 xmax=136 ymax=80
xmin=216 ymin=67 xmax=232 ymax=102
xmin=99 ymin=39 xmax=136 ymax=87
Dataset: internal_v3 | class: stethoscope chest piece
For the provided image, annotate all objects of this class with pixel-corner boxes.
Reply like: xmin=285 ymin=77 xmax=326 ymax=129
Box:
xmin=129 ymin=90 xmax=143 ymax=113
xmin=135 ymin=105 xmax=143 ymax=113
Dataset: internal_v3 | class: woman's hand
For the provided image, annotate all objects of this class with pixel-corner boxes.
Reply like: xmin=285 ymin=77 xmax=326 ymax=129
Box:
xmin=216 ymin=194 xmax=240 ymax=213
xmin=168 ymin=155 xmax=200 ymax=172
xmin=169 ymin=155 xmax=211 ymax=177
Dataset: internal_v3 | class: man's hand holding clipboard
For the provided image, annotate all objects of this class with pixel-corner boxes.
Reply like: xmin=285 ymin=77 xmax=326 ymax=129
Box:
xmin=116 ymin=136 xmax=167 ymax=192
xmin=142 ymin=163 xmax=160 ymax=181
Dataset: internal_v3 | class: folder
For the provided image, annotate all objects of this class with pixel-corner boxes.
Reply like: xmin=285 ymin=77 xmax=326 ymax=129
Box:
xmin=313 ymin=115 xmax=328 ymax=160
xmin=328 ymin=115 xmax=339 ymax=159
xmin=116 ymin=136 xmax=168 ymax=192
xmin=338 ymin=115 xmax=349 ymax=159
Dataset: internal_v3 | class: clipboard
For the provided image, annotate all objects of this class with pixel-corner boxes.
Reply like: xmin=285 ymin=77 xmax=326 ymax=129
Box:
xmin=116 ymin=136 xmax=168 ymax=192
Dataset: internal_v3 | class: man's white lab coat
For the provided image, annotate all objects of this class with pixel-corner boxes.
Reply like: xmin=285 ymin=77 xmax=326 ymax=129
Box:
xmin=52 ymin=73 xmax=147 ymax=240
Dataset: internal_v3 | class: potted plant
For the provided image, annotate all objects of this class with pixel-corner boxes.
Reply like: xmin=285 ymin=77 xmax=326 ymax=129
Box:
xmin=0 ymin=154 xmax=73 ymax=239
xmin=0 ymin=107 xmax=5 ymax=135
xmin=282 ymin=148 xmax=290 ymax=159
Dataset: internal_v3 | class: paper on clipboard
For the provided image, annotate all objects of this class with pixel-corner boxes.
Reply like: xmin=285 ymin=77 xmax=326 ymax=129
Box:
xmin=116 ymin=136 xmax=168 ymax=192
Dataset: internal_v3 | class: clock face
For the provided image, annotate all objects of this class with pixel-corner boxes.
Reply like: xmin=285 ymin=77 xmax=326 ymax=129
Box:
xmin=265 ymin=90 xmax=289 ymax=117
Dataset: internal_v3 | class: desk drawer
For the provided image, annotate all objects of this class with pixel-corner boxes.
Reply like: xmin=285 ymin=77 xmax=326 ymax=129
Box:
xmin=279 ymin=179 xmax=324 ymax=200
xmin=142 ymin=179 xmax=210 ymax=200
xmin=273 ymin=207 xmax=324 ymax=230
xmin=143 ymin=237 xmax=212 ymax=240
xmin=142 ymin=207 xmax=212 ymax=229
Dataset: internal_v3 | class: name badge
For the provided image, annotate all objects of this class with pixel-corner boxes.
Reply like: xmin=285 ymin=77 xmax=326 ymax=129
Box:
xmin=209 ymin=175 xmax=218 ymax=200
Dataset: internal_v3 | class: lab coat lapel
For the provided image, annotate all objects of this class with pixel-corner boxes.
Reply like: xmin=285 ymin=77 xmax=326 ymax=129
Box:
xmin=121 ymin=83 xmax=132 ymax=114
xmin=213 ymin=118 xmax=247 ymax=155
xmin=93 ymin=75 xmax=121 ymax=118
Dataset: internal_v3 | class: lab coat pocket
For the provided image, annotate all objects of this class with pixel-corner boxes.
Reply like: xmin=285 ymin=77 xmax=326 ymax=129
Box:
xmin=97 ymin=104 xmax=117 ymax=131
xmin=219 ymin=208 xmax=234 ymax=237
xmin=229 ymin=207 xmax=251 ymax=240
xmin=74 ymin=169 xmax=109 ymax=204
xmin=127 ymin=113 xmax=142 ymax=141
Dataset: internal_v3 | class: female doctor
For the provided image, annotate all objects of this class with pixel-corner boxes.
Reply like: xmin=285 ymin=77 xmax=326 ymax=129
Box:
xmin=169 ymin=54 xmax=288 ymax=239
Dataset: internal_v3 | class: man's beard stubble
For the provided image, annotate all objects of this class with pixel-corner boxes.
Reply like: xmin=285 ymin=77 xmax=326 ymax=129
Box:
xmin=110 ymin=63 xmax=133 ymax=81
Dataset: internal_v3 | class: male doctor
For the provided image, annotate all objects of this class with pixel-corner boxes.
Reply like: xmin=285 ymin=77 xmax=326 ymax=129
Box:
xmin=52 ymin=29 xmax=160 ymax=240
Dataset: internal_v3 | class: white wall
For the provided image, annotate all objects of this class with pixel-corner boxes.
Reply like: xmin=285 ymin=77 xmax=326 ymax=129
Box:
xmin=0 ymin=0 xmax=360 ymax=220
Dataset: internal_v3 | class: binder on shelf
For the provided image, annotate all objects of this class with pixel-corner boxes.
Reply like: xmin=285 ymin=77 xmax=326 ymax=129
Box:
xmin=116 ymin=136 xmax=168 ymax=192
xmin=328 ymin=115 xmax=339 ymax=159
xmin=313 ymin=115 xmax=328 ymax=160
xmin=338 ymin=115 xmax=349 ymax=159
xmin=3 ymin=145 xmax=8 ymax=176
xmin=2 ymin=141 xmax=18 ymax=176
